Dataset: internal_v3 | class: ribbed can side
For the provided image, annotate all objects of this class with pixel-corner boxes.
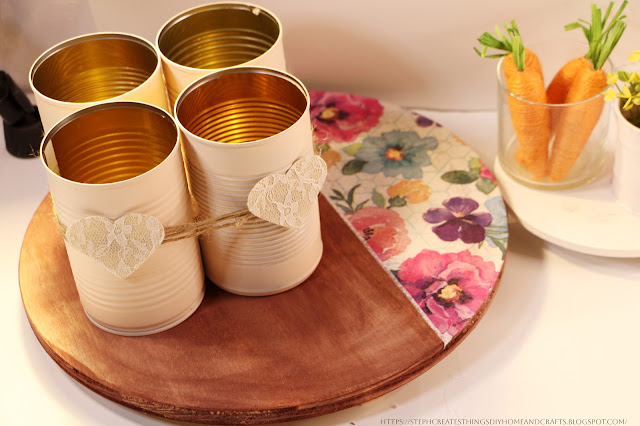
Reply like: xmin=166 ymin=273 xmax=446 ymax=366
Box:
xmin=176 ymin=68 xmax=322 ymax=295
xmin=41 ymin=102 xmax=204 ymax=335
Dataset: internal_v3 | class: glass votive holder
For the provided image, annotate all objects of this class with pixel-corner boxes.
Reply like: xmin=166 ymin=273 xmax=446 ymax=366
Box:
xmin=497 ymin=56 xmax=611 ymax=189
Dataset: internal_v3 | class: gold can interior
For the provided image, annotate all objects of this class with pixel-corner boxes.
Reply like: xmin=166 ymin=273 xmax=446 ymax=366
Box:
xmin=177 ymin=70 xmax=307 ymax=143
xmin=43 ymin=104 xmax=177 ymax=184
xmin=158 ymin=4 xmax=280 ymax=69
xmin=31 ymin=35 xmax=158 ymax=103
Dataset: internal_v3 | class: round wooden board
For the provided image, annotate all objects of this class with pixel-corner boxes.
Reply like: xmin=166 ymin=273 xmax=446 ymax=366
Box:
xmin=20 ymin=93 xmax=507 ymax=424
xmin=19 ymin=194 xmax=502 ymax=424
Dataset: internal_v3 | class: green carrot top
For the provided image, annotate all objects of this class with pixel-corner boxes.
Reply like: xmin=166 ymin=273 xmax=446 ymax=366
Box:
xmin=565 ymin=0 xmax=628 ymax=70
xmin=475 ymin=20 xmax=526 ymax=71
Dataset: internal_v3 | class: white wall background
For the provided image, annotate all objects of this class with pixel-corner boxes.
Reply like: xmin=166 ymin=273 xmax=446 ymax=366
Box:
xmin=2 ymin=0 xmax=639 ymax=110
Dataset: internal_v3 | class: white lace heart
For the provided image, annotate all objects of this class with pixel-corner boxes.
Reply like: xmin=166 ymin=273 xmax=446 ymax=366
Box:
xmin=65 ymin=214 xmax=165 ymax=279
xmin=247 ymin=155 xmax=327 ymax=228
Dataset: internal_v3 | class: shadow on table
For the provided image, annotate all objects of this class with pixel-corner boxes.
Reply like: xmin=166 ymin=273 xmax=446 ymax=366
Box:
xmin=549 ymin=244 xmax=640 ymax=280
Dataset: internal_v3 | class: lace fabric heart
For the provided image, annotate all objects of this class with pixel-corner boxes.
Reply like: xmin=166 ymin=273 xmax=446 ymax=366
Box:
xmin=247 ymin=155 xmax=327 ymax=228
xmin=65 ymin=214 xmax=165 ymax=279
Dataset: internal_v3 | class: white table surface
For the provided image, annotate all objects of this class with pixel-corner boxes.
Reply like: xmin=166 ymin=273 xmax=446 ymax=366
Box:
xmin=1 ymin=109 xmax=638 ymax=426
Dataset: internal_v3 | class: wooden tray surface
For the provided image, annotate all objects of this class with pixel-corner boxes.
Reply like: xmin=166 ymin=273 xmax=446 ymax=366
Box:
xmin=19 ymin=93 xmax=506 ymax=424
xmin=20 ymin=195 xmax=466 ymax=424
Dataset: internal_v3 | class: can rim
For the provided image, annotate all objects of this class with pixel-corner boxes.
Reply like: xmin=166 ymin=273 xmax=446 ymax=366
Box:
xmin=40 ymin=101 xmax=181 ymax=188
xmin=29 ymin=32 xmax=161 ymax=105
xmin=174 ymin=66 xmax=309 ymax=149
xmin=155 ymin=2 xmax=283 ymax=72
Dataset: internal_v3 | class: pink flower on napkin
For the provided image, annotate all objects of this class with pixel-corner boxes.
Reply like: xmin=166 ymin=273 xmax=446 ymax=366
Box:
xmin=397 ymin=249 xmax=498 ymax=336
xmin=349 ymin=206 xmax=410 ymax=261
xmin=310 ymin=91 xmax=383 ymax=143
xmin=479 ymin=162 xmax=497 ymax=184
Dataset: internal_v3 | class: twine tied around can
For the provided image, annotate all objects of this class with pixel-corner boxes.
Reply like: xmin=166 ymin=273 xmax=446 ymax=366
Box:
xmin=53 ymin=154 xmax=327 ymax=279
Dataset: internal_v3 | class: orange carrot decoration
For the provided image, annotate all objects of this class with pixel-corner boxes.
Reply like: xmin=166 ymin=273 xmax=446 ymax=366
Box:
xmin=546 ymin=57 xmax=592 ymax=104
xmin=503 ymin=47 xmax=543 ymax=82
xmin=548 ymin=1 xmax=627 ymax=182
xmin=475 ymin=22 xmax=544 ymax=82
xmin=475 ymin=21 xmax=550 ymax=180
xmin=547 ymin=1 xmax=627 ymax=105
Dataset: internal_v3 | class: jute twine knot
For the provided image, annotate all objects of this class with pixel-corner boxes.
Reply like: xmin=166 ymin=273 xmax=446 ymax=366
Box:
xmin=162 ymin=209 xmax=259 ymax=243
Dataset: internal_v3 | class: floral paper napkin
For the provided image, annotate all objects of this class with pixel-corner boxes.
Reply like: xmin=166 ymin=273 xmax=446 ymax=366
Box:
xmin=311 ymin=91 xmax=507 ymax=345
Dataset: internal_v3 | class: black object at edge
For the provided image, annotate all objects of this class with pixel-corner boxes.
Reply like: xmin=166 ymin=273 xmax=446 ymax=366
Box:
xmin=0 ymin=71 xmax=44 ymax=158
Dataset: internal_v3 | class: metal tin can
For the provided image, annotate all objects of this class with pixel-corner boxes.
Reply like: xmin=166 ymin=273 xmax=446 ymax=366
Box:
xmin=156 ymin=2 xmax=286 ymax=107
xmin=30 ymin=32 xmax=169 ymax=133
xmin=175 ymin=67 xmax=322 ymax=296
xmin=613 ymin=101 xmax=640 ymax=215
xmin=40 ymin=101 xmax=204 ymax=335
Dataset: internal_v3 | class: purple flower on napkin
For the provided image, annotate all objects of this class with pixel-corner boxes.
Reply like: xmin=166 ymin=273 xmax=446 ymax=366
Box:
xmin=413 ymin=112 xmax=442 ymax=127
xmin=423 ymin=197 xmax=492 ymax=243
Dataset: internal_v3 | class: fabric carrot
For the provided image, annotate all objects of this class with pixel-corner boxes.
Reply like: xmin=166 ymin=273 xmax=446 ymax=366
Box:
xmin=503 ymin=47 xmax=543 ymax=82
xmin=546 ymin=57 xmax=592 ymax=104
xmin=548 ymin=2 xmax=627 ymax=182
xmin=547 ymin=1 xmax=627 ymax=105
xmin=475 ymin=21 xmax=544 ymax=82
xmin=475 ymin=22 xmax=549 ymax=180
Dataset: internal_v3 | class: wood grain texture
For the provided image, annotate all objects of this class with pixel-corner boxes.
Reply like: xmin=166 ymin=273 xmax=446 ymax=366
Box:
xmin=19 ymin=194 xmax=501 ymax=424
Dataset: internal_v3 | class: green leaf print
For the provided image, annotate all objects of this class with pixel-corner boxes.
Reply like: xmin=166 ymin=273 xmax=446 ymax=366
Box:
xmin=441 ymin=170 xmax=480 ymax=184
xmin=475 ymin=177 xmax=497 ymax=194
xmin=372 ymin=189 xmax=386 ymax=207
xmin=342 ymin=159 xmax=367 ymax=175
xmin=342 ymin=143 xmax=363 ymax=157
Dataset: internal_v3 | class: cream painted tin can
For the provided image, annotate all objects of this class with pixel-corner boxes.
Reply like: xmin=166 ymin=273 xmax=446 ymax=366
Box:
xmin=175 ymin=67 xmax=322 ymax=296
xmin=156 ymin=2 xmax=286 ymax=107
xmin=40 ymin=101 xmax=204 ymax=335
xmin=613 ymin=103 xmax=640 ymax=215
xmin=30 ymin=32 xmax=169 ymax=133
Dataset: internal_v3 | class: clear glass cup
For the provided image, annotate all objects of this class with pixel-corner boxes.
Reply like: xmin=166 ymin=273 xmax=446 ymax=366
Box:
xmin=497 ymin=56 xmax=611 ymax=189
